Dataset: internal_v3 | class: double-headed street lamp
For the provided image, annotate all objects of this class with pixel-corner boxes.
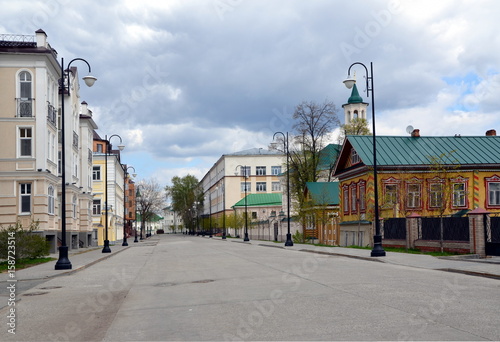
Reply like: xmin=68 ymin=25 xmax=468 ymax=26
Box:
xmin=55 ymin=58 xmax=97 ymax=270
xmin=102 ymin=135 xmax=125 ymax=253
xmin=235 ymin=165 xmax=250 ymax=242
xmin=122 ymin=165 xmax=136 ymax=246
xmin=343 ymin=62 xmax=385 ymax=257
xmin=273 ymin=132 xmax=293 ymax=247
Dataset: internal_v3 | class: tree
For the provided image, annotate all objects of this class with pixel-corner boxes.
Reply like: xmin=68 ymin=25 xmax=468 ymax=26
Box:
xmin=137 ymin=178 xmax=165 ymax=237
xmin=427 ymin=151 xmax=459 ymax=252
xmin=290 ymin=100 xmax=340 ymax=220
xmin=165 ymin=175 xmax=204 ymax=234
xmin=338 ymin=117 xmax=371 ymax=143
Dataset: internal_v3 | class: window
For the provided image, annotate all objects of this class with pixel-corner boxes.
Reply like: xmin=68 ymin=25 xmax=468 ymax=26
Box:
xmin=93 ymin=166 xmax=101 ymax=180
xmin=17 ymin=71 xmax=32 ymax=117
xmin=72 ymin=196 xmax=77 ymax=218
xmin=97 ymin=144 xmax=103 ymax=153
xmin=271 ymin=166 xmax=282 ymax=175
xmin=488 ymin=183 xmax=500 ymax=206
xmin=242 ymin=166 xmax=250 ymax=177
xmin=429 ymin=182 xmax=443 ymax=208
xmin=272 ymin=182 xmax=281 ymax=191
xmin=343 ymin=186 xmax=349 ymax=213
xmin=351 ymin=149 xmax=361 ymax=165
xmin=359 ymin=182 xmax=366 ymax=212
xmin=240 ymin=182 xmax=251 ymax=192
xmin=19 ymin=127 xmax=33 ymax=157
xmin=452 ymin=182 xmax=466 ymax=207
xmin=251 ymin=212 xmax=257 ymax=219
xmin=384 ymin=184 xmax=397 ymax=206
xmin=48 ymin=185 xmax=55 ymax=215
xmin=350 ymin=184 xmax=357 ymax=213
xmin=256 ymin=182 xmax=267 ymax=192
xmin=93 ymin=199 xmax=101 ymax=215
xmin=20 ymin=183 xmax=31 ymax=214
xmin=256 ymin=166 xmax=266 ymax=176
xmin=407 ymin=183 xmax=421 ymax=209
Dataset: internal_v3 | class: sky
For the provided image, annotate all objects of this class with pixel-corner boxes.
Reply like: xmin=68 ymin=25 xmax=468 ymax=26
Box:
xmin=2 ymin=0 xmax=500 ymax=186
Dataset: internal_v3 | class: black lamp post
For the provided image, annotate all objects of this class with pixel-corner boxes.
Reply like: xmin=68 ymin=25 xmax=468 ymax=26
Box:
xmin=136 ymin=185 xmax=144 ymax=240
xmin=208 ymin=191 xmax=213 ymax=238
xmin=343 ymin=62 xmax=385 ymax=257
xmin=122 ymin=165 xmax=136 ymax=246
xmin=221 ymin=181 xmax=226 ymax=239
xmin=273 ymin=132 xmax=293 ymax=247
xmin=235 ymin=165 xmax=250 ymax=241
xmin=102 ymin=134 xmax=125 ymax=253
xmin=55 ymin=58 xmax=96 ymax=270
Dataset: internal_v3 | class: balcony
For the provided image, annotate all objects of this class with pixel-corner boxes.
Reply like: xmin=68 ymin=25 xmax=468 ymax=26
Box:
xmin=16 ymin=98 xmax=34 ymax=117
xmin=47 ymin=102 xmax=57 ymax=126
xmin=73 ymin=131 xmax=79 ymax=149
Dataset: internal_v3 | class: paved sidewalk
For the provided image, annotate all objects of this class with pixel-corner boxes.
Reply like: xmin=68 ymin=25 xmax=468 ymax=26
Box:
xmin=1 ymin=235 xmax=499 ymax=283
xmin=0 ymin=239 xmax=152 ymax=282
xmin=219 ymin=237 xmax=500 ymax=279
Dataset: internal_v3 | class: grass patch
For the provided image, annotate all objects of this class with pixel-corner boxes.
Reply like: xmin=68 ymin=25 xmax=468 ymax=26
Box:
xmin=0 ymin=257 xmax=55 ymax=273
xmin=341 ymin=245 xmax=463 ymax=256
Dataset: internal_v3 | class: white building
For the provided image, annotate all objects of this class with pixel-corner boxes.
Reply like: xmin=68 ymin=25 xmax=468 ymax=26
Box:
xmin=0 ymin=30 xmax=97 ymax=252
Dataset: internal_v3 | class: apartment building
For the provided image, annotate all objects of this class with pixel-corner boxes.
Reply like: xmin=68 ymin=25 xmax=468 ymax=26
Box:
xmin=0 ymin=30 xmax=97 ymax=251
xmin=200 ymin=148 xmax=286 ymax=236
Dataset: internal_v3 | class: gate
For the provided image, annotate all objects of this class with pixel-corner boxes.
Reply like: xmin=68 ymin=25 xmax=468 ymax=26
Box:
xmin=383 ymin=218 xmax=406 ymax=239
xmin=486 ymin=217 xmax=500 ymax=256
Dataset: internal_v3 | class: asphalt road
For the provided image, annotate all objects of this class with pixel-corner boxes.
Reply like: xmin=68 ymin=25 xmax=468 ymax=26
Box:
xmin=4 ymin=235 xmax=500 ymax=341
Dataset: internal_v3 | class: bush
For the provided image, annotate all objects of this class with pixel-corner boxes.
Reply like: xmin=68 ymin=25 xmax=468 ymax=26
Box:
xmin=156 ymin=229 xmax=165 ymax=234
xmin=0 ymin=221 xmax=50 ymax=259
xmin=292 ymin=231 xmax=304 ymax=244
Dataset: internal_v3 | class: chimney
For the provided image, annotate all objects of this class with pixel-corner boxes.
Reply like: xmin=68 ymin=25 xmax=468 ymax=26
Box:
xmin=35 ymin=29 xmax=47 ymax=48
xmin=486 ymin=129 xmax=496 ymax=136
xmin=411 ymin=129 xmax=420 ymax=137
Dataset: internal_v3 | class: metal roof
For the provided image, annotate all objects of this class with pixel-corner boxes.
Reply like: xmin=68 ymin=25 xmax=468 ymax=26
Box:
xmin=232 ymin=193 xmax=282 ymax=207
xmin=305 ymin=182 xmax=339 ymax=205
xmin=348 ymin=135 xmax=500 ymax=166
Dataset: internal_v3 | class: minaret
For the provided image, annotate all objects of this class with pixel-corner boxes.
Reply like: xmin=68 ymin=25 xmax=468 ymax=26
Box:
xmin=342 ymin=82 xmax=368 ymax=125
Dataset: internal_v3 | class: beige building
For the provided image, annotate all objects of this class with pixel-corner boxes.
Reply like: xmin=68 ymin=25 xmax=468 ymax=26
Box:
xmin=0 ymin=30 xmax=97 ymax=252
xmin=201 ymin=148 xmax=290 ymax=238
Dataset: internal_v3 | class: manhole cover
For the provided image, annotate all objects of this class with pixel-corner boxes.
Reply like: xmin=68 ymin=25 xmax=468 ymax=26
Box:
xmin=24 ymin=291 xmax=49 ymax=296
xmin=39 ymin=286 xmax=62 ymax=290
xmin=191 ymin=279 xmax=214 ymax=284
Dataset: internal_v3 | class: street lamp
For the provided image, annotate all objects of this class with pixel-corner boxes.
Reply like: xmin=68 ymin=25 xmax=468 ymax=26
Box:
xmin=343 ymin=62 xmax=385 ymax=257
xmin=208 ymin=191 xmax=213 ymax=238
xmin=221 ymin=181 xmax=226 ymax=240
xmin=55 ymin=58 xmax=96 ymax=270
xmin=136 ymin=185 xmax=144 ymax=240
xmin=102 ymin=134 xmax=125 ymax=253
xmin=273 ymin=132 xmax=293 ymax=247
xmin=122 ymin=165 xmax=136 ymax=246
xmin=235 ymin=165 xmax=250 ymax=242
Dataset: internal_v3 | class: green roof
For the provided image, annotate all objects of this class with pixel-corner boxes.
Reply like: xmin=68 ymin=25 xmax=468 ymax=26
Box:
xmin=318 ymin=144 xmax=341 ymax=171
xmin=305 ymin=182 xmax=339 ymax=205
xmin=232 ymin=193 xmax=282 ymax=207
xmin=348 ymin=84 xmax=364 ymax=104
xmin=346 ymin=135 xmax=500 ymax=166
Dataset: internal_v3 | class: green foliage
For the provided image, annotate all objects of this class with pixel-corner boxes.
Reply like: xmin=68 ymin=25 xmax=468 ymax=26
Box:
xmin=292 ymin=230 xmax=304 ymax=243
xmin=0 ymin=221 xmax=50 ymax=259
xmin=165 ymin=175 xmax=204 ymax=232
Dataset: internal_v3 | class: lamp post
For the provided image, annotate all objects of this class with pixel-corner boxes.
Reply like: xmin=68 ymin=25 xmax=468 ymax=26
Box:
xmin=208 ymin=191 xmax=213 ymax=238
xmin=102 ymin=135 xmax=125 ymax=253
xmin=136 ymin=185 xmax=144 ymax=240
xmin=221 ymin=180 xmax=226 ymax=239
xmin=55 ymin=58 xmax=96 ymax=270
xmin=235 ymin=165 xmax=250 ymax=241
xmin=273 ymin=132 xmax=293 ymax=247
xmin=343 ymin=62 xmax=385 ymax=257
xmin=122 ymin=165 xmax=136 ymax=246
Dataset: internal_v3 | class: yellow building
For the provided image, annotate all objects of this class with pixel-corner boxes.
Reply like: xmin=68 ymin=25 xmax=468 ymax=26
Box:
xmin=333 ymin=130 xmax=500 ymax=247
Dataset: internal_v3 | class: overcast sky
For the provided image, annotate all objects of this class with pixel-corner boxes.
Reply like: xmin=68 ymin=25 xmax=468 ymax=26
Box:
xmin=2 ymin=0 xmax=499 ymax=186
